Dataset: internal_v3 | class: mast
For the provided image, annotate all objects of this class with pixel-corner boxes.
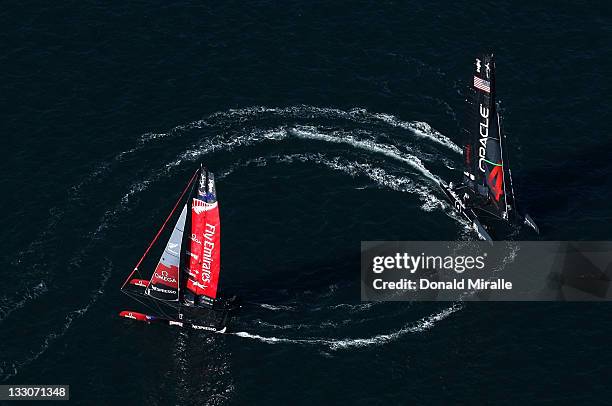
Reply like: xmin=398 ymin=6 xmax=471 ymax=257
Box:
xmin=497 ymin=110 xmax=509 ymax=219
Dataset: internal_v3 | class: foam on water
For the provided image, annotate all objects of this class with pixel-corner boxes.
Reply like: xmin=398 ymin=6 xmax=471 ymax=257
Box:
xmin=232 ymin=303 xmax=463 ymax=351
xmin=0 ymin=282 xmax=47 ymax=324
xmin=203 ymin=105 xmax=461 ymax=153
xmin=3 ymin=104 xmax=469 ymax=382
xmin=290 ymin=126 xmax=440 ymax=183
xmin=251 ymin=303 xmax=298 ymax=312
xmin=273 ymin=153 xmax=445 ymax=212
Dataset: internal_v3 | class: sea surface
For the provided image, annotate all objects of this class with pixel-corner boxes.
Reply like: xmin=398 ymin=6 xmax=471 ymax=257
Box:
xmin=2 ymin=2 xmax=611 ymax=404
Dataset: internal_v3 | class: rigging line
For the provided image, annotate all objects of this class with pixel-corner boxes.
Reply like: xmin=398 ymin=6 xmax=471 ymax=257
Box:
xmin=124 ymin=287 xmax=182 ymax=318
xmin=483 ymin=159 xmax=503 ymax=167
xmin=498 ymin=108 xmax=518 ymax=212
xmin=147 ymin=293 xmax=176 ymax=319
xmin=496 ymin=110 xmax=509 ymax=219
xmin=122 ymin=291 xmax=177 ymax=320
xmin=121 ymin=169 xmax=200 ymax=290
xmin=474 ymin=206 xmax=504 ymax=219
xmin=177 ymin=174 xmax=199 ymax=320
xmin=122 ymin=291 xmax=163 ymax=315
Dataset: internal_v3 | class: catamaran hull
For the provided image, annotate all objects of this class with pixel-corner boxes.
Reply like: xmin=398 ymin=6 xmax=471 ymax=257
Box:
xmin=440 ymin=182 xmax=493 ymax=241
xmin=119 ymin=310 xmax=229 ymax=333
xmin=119 ymin=167 xmax=241 ymax=333
xmin=441 ymin=182 xmax=540 ymax=240
xmin=119 ymin=296 xmax=240 ymax=332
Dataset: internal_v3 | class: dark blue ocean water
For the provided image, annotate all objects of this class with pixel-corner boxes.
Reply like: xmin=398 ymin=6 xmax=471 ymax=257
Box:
xmin=2 ymin=2 xmax=611 ymax=404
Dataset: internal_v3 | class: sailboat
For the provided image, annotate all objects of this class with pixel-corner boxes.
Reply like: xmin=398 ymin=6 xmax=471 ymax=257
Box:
xmin=441 ymin=53 xmax=539 ymax=240
xmin=119 ymin=165 xmax=240 ymax=332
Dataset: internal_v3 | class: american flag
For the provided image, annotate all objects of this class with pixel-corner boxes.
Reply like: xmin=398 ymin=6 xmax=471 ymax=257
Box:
xmin=473 ymin=76 xmax=490 ymax=93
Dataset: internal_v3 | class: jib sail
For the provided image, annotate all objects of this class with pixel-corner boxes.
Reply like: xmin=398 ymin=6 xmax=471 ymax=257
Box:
xmin=184 ymin=169 xmax=221 ymax=308
xmin=463 ymin=53 xmax=510 ymax=218
xmin=146 ymin=204 xmax=188 ymax=301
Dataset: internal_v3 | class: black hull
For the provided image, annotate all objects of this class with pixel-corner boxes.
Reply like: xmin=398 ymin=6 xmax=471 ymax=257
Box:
xmin=441 ymin=181 xmax=539 ymax=240
xmin=119 ymin=296 xmax=241 ymax=332
xmin=440 ymin=182 xmax=493 ymax=241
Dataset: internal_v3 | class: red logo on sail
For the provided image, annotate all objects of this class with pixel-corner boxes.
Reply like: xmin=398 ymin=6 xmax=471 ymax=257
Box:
xmin=151 ymin=263 xmax=178 ymax=287
xmin=487 ymin=165 xmax=504 ymax=201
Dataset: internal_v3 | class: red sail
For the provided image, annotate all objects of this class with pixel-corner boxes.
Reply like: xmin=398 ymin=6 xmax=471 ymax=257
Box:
xmin=185 ymin=170 xmax=221 ymax=306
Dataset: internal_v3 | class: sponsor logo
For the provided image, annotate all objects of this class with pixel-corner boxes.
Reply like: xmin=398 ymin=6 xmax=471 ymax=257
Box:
xmin=475 ymin=58 xmax=481 ymax=73
xmin=130 ymin=279 xmax=149 ymax=287
xmin=478 ymin=104 xmax=490 ymax=173
xmin=190 ymin=234 xmax=202 ymax=245
xmin=191 ymin=324 xmax=216 ymax=331
xmin=150 ymin=285 xmax=176 ymax=294
xmin=199 ymin=174 xmax=210 ymax=190
xmin=204 ymin=223 xmax=216 ymax=241
xmin=477 ymin=104 xmax=504 ymax=201
xmin=153 ymin=269 xmax=177 ymax=284
xmin=487 ymin=165 xmax=504 ymax=201
xmin=200 ymin=223 xmax=217 ymax=285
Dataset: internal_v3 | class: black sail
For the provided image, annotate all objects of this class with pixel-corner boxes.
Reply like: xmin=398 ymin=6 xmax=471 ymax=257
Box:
xmin=463 ymin=53 xmax=509 ymax=218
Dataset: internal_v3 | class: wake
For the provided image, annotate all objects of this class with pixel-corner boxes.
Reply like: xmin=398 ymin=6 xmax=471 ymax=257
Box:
xmin=231 ymin=303 xmax=463 ymax=351
xmin=3 ymin=104 xmax=468 ymax=380
xmin=0 ymin=282 xmax=47 ymax=324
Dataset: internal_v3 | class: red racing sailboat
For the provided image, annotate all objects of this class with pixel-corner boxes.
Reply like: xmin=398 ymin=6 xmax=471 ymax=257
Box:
xmin=119 ymin=165 xmax=239 ymax=332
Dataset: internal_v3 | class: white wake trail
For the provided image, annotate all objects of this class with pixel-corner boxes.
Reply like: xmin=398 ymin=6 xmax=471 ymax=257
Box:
xmin=231 ymin=303 xmax=462 ymax=351
xmin=204 ymin=105 xmax=461 ymax=153
xmin=290 ymin=126 xmax=441 ymax=184
xmin=275 ymin=153 xmax=445 ymax=212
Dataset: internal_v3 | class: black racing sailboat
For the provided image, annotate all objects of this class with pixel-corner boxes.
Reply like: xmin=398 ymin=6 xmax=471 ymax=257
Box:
xmin=441 ymin=53 xmax=538 ymax=240
xmin=119 ymin=165 xmax=240 ymax=332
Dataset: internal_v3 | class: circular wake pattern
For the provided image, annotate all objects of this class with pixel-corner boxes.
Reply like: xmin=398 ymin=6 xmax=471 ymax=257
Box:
xmin=232 ymin=303 xmax=463 ymax=351
xmin=2 ymin=105 xmax=474 ymax=402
